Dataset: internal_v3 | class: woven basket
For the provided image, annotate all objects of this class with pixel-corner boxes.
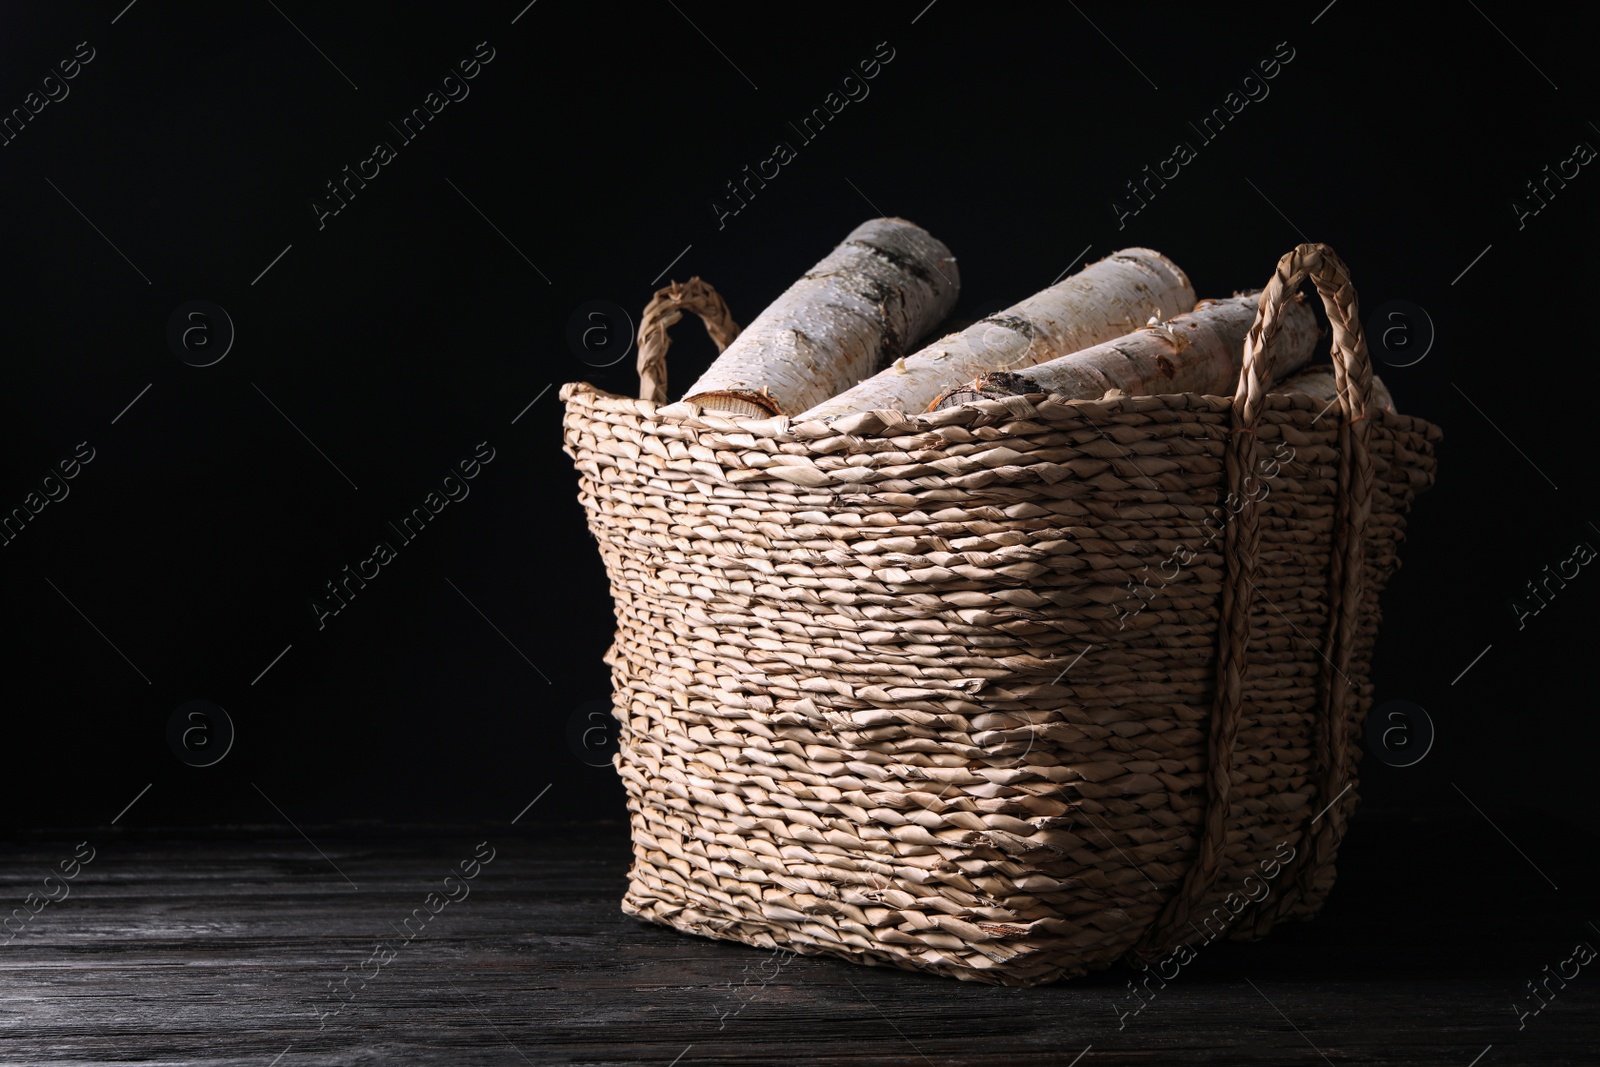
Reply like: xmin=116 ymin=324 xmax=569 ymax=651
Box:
xmin=562 ymin=243 xmax=1441 ymax=986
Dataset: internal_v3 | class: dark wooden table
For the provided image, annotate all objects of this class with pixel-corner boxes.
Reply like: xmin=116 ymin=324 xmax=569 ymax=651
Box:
xmin=2 ymin=812 xmax=1594 ymax=1066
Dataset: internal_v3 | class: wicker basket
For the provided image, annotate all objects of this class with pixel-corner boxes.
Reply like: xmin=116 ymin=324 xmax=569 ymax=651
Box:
xmin=561 ymin=243 xmax=1441 ymax=986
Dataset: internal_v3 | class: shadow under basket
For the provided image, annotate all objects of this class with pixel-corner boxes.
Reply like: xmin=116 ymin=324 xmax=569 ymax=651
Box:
xmin=561 ymin=243 xmax=1441 ymax=985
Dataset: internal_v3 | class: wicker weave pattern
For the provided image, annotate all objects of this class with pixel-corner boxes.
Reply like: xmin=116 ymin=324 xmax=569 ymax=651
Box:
xmin=561 ymin=246 xmax=1440 ymax=985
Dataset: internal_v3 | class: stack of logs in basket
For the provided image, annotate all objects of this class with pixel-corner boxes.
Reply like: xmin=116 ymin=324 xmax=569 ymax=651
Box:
xmin=671 ymin=217 xmax=1394 ymax=423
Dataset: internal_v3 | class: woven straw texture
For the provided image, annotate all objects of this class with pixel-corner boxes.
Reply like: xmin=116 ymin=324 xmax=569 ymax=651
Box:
xmin=561 ymin=245 xmax=1441 ymax=985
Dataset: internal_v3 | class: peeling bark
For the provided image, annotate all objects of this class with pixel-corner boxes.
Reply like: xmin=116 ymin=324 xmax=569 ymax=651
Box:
xmin=799 ymin=248 xmax=1195 ymax=422
xmin=930 ymin=290 xmax=1317 ymax=408
xmin=681 ymin=217 xmax=958 ymax=416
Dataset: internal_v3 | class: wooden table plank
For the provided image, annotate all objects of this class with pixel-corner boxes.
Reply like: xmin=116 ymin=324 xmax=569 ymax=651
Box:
xmin=0 ymin=814 xmax=1594 ymax=1065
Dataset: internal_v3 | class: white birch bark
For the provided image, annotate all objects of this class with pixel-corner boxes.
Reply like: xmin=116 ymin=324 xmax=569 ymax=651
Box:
xmin=1276 ymin=363 xmax=1396 ymax=415
xmin=796 ymin=248 xmax=1195 ymax=422
xmin=680 ymin=217 xmax=959 ymax=416
xmin=930 ymin=291 xmax=1318 ymax=407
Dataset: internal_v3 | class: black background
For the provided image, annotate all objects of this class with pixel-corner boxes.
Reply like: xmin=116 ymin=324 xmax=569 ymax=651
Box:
xmin=0 ymin=1 xmax=1593 ymax=844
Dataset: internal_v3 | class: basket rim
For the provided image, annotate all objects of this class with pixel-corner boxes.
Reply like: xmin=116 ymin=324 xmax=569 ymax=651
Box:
xmin=561 ymin=378 xmax=1443 ymax=446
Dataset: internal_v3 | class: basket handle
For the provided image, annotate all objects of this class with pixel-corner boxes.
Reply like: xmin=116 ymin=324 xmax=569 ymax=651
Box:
xmin=1137 ymin=243 xmax=1375 ymax=954
xmin=635 ymin=277 xmax=741 ymax=404
xmin=1234 ymin=243 xmax=1373 ymax=430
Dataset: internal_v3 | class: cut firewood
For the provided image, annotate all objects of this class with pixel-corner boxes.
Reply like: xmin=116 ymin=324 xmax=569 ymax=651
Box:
xmin=1276 ymin=363 xmax=1396 ymax=415
xmin=929 ymin=291 xmax=1318 ymax=409
xmin=796 ymin=248 xmax=1196 ymax=422
xmin=679 ymin=217 xmax=958 ymax=416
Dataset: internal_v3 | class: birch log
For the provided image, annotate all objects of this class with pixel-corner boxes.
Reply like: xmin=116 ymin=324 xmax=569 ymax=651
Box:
xmin=796 ymin=248 xmax=1195 ymax=422
xmin=1276 ymin=363 xmax=1396 ymax=415
xmin=679 ymin=218 xmax=959 ymax=416
xmin=930 ymin=291 xmax=1318 ymax=408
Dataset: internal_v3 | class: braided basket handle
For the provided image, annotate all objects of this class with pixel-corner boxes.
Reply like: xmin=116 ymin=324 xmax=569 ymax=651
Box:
xmin=1242 ymin=243 xmax=1375 ymax=934
xmin=636 ymin=277 xmax=741 ymax=404
xmin=1234 ymin=243 xmax=1372 ymax=429
xmin=1137 ymin=243 xmax=1374 ymax=954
